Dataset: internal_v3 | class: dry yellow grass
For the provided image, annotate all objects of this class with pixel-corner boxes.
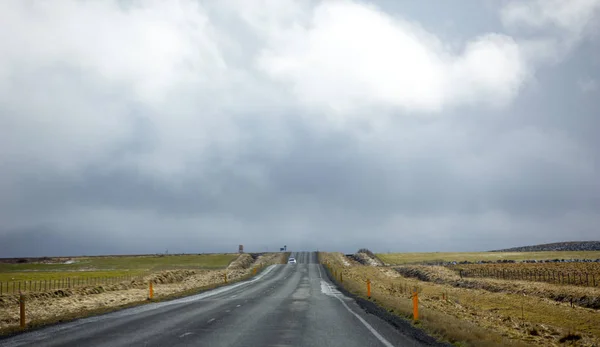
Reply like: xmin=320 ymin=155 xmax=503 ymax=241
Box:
xmin=453 ymin=262 xmax=600 ymax=287
xmin=321 ymin=252 xmax=600 ymax=347
xmin=377 ymin=251 xmax=600 ymax=265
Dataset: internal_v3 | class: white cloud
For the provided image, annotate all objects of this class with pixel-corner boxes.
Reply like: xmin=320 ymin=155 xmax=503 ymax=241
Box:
xmin=257 ymin=2 xmax=528 ymax=114
xmin=0 ymin=0 xmax=250 ymax=177
xmin=0 ymin=1 xmax=226 ymax=102
xmin=0 ymin=0 xmax=595 ymax=179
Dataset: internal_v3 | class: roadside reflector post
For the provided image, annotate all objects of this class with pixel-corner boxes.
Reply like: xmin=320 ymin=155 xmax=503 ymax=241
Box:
xmin=19 ymin=293 xmax=25 ymax=328
xmin=412 ymin=292 xmax=419 ymax=321
xmin=148 ymin=281 xmax=154 ymax=300
xmin=224 ymin=273 xmax=228 ymax=284
xmin=253 ymin=267 xmax=257 ymax=275
xmin=340 ymin=271 xmax=343 ymax=283
xmin=367 ymin=279 xmax=371 ymax=298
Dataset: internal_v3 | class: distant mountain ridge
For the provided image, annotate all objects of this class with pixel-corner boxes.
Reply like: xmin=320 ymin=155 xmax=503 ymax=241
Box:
xmin=492 ymin=241 xmax=600 ymax=252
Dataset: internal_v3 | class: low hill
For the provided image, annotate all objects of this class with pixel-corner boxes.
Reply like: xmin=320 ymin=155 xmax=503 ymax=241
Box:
xmin=492 ymin=241 xmax=600 ymax=252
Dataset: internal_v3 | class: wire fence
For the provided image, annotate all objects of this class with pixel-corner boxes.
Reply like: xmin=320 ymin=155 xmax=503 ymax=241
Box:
xmin=458 ymin=268 xmax=598 ymax=287
xmin=0 ymin=274 xmax=146 ymax=295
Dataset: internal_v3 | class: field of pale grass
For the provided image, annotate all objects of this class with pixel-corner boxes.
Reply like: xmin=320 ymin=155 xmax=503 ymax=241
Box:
xmin=0 ymin=253 xmax=240 ymax=285
xmin=377 ymin=251 xmax=600 ymax=265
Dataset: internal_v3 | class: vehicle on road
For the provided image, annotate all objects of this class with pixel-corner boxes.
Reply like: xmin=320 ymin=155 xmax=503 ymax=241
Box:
xmin=288 ymin=257 xmax=297 ymax=264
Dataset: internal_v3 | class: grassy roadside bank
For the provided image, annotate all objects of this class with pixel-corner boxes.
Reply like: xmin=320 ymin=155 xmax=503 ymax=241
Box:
xmin=320 ymin=252 xmax=600 ymax=347
xmin=0 ymin=253 xmax=287 ymax=337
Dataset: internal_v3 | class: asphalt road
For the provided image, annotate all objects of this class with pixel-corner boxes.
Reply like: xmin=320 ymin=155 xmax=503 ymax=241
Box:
xmin=1 ymin=252 xmax=427 ymax=347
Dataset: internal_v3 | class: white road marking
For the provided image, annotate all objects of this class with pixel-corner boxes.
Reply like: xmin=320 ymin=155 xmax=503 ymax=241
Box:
xmin=179 ymin=332 xmax=193 ymax=338
xmin=236 ymin=304 xmax=241 ymax=307
xmin=323 ymin=281 xmax=394 ymax=347
xmin=225 ymin=310 xmax=231 ymax=313
xmin=230 ymin=295 xmax=237 ymax=298
xmin=207 ymin=318 xmax=215 ymax=323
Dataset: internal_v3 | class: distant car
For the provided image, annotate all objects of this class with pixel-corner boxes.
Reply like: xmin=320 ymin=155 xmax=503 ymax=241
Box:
xmin=288 ymin=257 xmax=297 ymax=264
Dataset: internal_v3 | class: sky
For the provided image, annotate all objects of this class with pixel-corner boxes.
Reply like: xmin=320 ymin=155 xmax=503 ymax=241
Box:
xmin=1 ymin=0 xmax=599 ymax=257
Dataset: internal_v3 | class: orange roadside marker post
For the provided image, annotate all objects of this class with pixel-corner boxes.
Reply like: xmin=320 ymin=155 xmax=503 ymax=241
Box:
xmin=367 ymin=279 xmax=371 ymax=298
xmin=148 ymin=281 xmax=154 ymax=300
xmin=412 ymin=292 xmax=419 ymax=321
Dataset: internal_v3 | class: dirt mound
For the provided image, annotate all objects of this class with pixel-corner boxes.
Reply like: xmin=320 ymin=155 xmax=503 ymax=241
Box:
xmin=355 ymin=252 xmax=384 ymax=266
xmin=227 ymin=254 xmax=254 ymax=270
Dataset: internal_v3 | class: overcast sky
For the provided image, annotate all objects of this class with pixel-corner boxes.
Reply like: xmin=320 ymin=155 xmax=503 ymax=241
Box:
xmin=1 ymin=0 xmax=599 ymax=257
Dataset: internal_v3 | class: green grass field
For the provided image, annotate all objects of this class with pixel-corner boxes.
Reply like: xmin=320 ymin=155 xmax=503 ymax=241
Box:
xmin=0 ymin=254 xmax=239 ymax=283
xmin=377 ymin=251 xmax=600 ymax=265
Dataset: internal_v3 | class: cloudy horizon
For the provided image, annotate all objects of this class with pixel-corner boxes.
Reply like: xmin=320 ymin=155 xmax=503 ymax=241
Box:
xmin=1 ymin=0 xmax=599 ymax=257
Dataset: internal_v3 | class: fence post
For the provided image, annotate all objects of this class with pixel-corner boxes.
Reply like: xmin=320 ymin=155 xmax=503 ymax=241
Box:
xmin=412 ymin=291 xmax=419 ymax=321
xmin=19 ymin=293 xmax=25 ymax=328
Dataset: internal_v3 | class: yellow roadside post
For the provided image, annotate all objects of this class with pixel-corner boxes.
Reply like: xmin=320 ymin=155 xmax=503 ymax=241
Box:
xmin=253 ymin=267 xmax=257 ymax=275
xmin=412 ymin=291 xmax=419 ymax=321
xmin=19 ymin=293 xmax=25 ymax=328
xmin=148 ymin=281 xmax=154 ymax=300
